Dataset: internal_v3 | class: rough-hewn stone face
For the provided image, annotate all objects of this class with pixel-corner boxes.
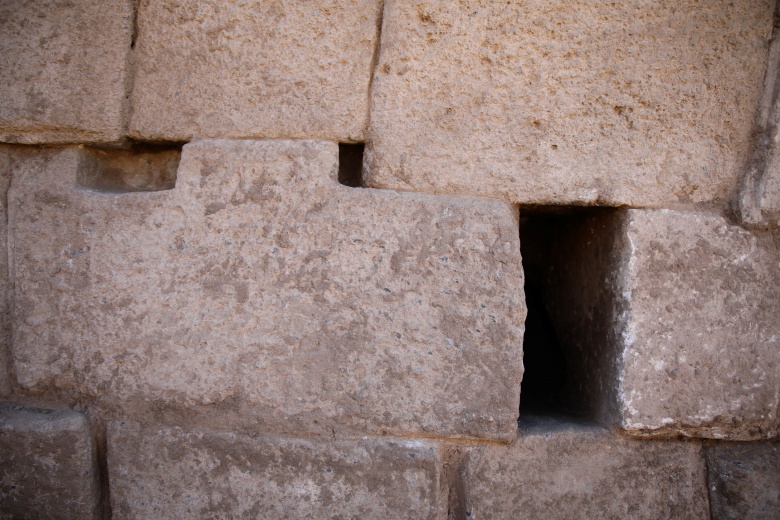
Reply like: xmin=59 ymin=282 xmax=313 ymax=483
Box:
xmin=130 ymin=0 xmax=382 ymax=142
xmin=0 ymin=403 xmax=100 ymax=520
xmin=108 ymin=421 xmax=440 ymax=519
xmin=0 ymin=0 xmax=131 ymax=144
xmin=617 ymin=210 xmax=780 ymax=439
xmin=365 ymin=0 xmax=773 ymax=206
xmin=10 ymin=140 xmax=524 ymax=441
xmin=706 ymin=441 xmax=780 ymax=520
xmin=463 ymin=416 xmax=709 ymax=519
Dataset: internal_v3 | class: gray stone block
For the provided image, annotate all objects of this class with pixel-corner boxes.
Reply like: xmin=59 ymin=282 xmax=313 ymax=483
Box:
xmin=0 ymin=402 xmax=100 ymax=520
xmin=463 ymin=416 xmax=709 ymax=520
xmin=130 ymin=0 xmax=382 ymax=142
xmin=9 ymin=139 xmax=524 ymax=441
xmin=366 ymin=0 xmax=773 ymax=206
xmin=0 ymin=0 xmax=132 ymax=144
xmin=108 ymin=421 xmax=441 ymax=519
xmin=706 ymin=441 xmax=780 ymax=520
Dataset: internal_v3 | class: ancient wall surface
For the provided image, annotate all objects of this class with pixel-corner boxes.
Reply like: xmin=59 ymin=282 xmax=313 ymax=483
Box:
xmin=1 ymin=1 xmax=778 ymax=518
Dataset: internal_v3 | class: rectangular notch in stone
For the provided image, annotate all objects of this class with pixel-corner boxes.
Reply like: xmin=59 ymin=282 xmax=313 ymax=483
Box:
xmin=338 ymin=142 xmax=364 ymax=187
xmin=518 ymin=208 xmax=625 ymax=422
xmin=78 ymin=142 xmax=183 ymax=193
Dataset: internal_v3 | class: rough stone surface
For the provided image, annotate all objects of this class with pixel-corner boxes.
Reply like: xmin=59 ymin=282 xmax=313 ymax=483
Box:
xmin=463 ymin=416 xmax=709 ymax=520
xmin=365 ymin=0 xmax=773 ymax=206
xmin=706 ymin=441 xmax=780 ymax=520
xmin=0 ymin=149 xmax=12 ymax=396
xmin=108 ymin=421 xmax=440 ymax=519
xmin=9 ymin=139 xmax=524 ymax=441
xmin=0 ymin=402 xmax=100 ymax=520
xmin=617 ymin=210 xmax=780 ymax=439
xmin=130 ymin=0 xmax=382 ymax=142
xmin=0 ymin=0 xmax=132 ymax=144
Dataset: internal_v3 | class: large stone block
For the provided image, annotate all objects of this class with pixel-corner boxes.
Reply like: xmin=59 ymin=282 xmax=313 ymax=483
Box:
xmin=130 ymin=0 xmax=382 ymax=142
xmin=9 ymin=140 xmax=524 ymax=441
xmin=108 ymin=421 xmax=441 ymax=519
xmin=462 ymin=416 xmax=709 ymax=519
xmin=365 ymin=0 xmax=773 ymax=206
xmin=540 ymin=209 xmax=780 ymax=439
xmin=0 ymin=402 xmax=100 ymax=520
xmin=705 ymin=441 xmax=780 ymax=520
xmin=0 ymin=0 xmax=132 ymax=144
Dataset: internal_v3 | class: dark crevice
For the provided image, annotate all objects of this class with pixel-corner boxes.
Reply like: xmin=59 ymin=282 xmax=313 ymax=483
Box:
xmin=78 ymin=141 xmax=184 ymax=193
xmin=338 ymin=143 xmax=364 ymax=187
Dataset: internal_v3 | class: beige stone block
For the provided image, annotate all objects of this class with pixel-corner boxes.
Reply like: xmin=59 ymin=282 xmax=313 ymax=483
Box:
xmin=0 ymin=0 xmax=132 ymax=144
xmin=542 ymin=209 xmax=780 ymax=439
xmin=129 ymin=0 xmax=382 ymax=142
xmin=0 ymin=402 xmax=101 ymax=520
xmin=9 ymin=139 xmax=524 ymax=441
xmin=463 ymin=416 xmax=709 ymax=520
xmin=108 ymin=421 xmax=440 ymax=519
xmin=705 ymin=441 xmax=780 ymax=520
xmin=366 ymin=0 xmax=773 ymax=206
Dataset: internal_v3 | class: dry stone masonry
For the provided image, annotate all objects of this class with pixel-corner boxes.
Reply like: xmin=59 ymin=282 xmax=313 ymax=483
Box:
xmin=1 ymin=0 xmax=779 ymax=518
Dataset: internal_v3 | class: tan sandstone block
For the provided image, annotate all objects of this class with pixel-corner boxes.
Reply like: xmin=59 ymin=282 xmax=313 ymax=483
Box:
xmin=544 ymin=209 xmax=780 ymax=439
xmin=9 ymin=140 xmax=524 ymax=441
xmin=463 ymin=416 xmax=709 ymax=520
xmin=366 ymin=0 xmax=773 ymax=206
xmin=130 ymin=0 xmax=382 ymax=142
xmin=705 ymin=441 xmax=780 ymax=520
xmin=0 ymin=0 xmax=132 ymax=144
xmin=108 ymin=421 xmax=440 ymax=519
xmin=0 ymin=402 xmax=101 ymax=520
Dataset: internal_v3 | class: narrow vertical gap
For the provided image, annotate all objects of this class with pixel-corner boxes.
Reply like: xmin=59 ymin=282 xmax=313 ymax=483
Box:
xmin=88 ymin=413 xmax=112 ymax=520
xmin=338 ymin=143 xmax=364 ymax=187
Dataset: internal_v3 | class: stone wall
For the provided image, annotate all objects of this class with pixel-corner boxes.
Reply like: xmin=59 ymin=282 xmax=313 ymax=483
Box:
xmin=1 ymin=1 xmax=778 ymax=518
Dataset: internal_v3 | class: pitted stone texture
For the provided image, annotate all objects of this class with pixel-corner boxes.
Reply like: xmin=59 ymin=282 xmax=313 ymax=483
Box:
xmin=108 ymin=421 xmax=440 ymax=519
xmin=10 ymin=140 xmax=524 ymax=441
xmin=0 ymin=403 xmax=100 ymax=520
xmin=366 ymin=0 xmax=772 ymax=206
xmin=130 ymin=0 xmax=382 ymax=142
xmin=706 ymin=441 xmax=780 ymax=520
xmin=617 ymin=210 xmax=780 ymax=439
xmin=463 ymin=416 xmax=709 ymax=520
xmin=0 ymin=0 xmax=131 ymax=144
xmin=0 ymin=149 xmax=12 ymax=396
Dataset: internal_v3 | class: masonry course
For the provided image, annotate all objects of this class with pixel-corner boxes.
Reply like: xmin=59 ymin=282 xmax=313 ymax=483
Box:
xmin=9 ymin=139 xmax=525 ymax=441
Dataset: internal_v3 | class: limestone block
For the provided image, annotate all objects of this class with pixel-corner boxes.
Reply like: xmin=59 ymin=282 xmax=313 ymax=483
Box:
xmin=108 ymin=421 xmax=440 ymax=519
xmin=365 ymin=0 xmax=773 ymax=206
xmin=130 ymin=0 xmax=382 ymax=142
xmin=0 ymin=0 xmax=132 ymax=144
xmin=539 ymin=209 xmax=780 ymax=439
xmin=0 ymin=149 xmax=12 ymax=396
xmin=463 ymin=416 xmax=709 ymax=519
xmin=706 ymin=441 xmax=780 ymax=520
xmin=617 ymin=210 xmax=780 ymax=439
xmin=9 ymin=139 xmax=524 ymax=441
xmin=0 ymin=402 xmax=100 ymax=520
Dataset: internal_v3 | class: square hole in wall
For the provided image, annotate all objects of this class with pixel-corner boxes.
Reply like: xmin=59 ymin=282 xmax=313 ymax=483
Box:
xmin=518 ymin=207 xmax=625 ymax=422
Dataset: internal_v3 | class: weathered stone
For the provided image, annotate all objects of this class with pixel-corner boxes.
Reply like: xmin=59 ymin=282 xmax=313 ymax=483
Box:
xmin=463 ymin=416 xmax=709 ymax=520
xmin=108 ymin=420 xmax=440 ymax=519
xmin=0 ymin=149 xmax=12 ymax=396
xmin=539 ymin=209 xmax=780 ymax=439
xmin=366 ymin=0 xmax=773 ymax=206
xmin=0 ymin=402 xmax=100 ymax=520
xmin=706 ymin=441 xmax=780 ymax=520
xmin=0 ymin=0 xmax=132 ymax=144
xmin=9 ymin=139 xmax=524 ymax=441
xmin=130 ymin=0 xmax=382 ymax=142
